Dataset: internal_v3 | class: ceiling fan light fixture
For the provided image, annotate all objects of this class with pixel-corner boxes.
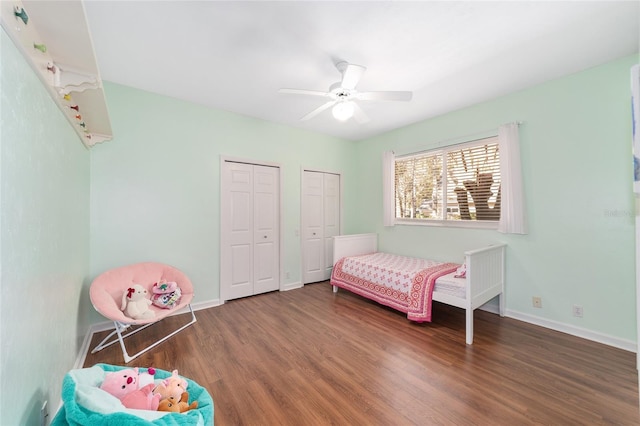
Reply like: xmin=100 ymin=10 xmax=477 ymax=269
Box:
xmin=332 ymin=101 xmax=354 ymax=121
xmin=279 ymin=61 xmax=412 ymax=123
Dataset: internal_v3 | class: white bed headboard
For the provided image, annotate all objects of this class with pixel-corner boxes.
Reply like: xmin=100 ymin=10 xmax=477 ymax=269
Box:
xmin=333 ymin=233 xmax=378 ymax=264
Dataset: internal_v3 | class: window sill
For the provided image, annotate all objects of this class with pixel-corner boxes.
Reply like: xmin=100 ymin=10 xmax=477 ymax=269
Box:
xmin=393 ymin=218 xmax=499 ymax=230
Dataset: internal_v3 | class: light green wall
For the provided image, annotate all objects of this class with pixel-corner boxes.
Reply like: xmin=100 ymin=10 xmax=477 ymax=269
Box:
xmin=353 ymin=55 xmax=638 ymax=344
xmin=0 ymin=29 xmax=91 ymax=425
xmin=89 ymin=82 xmax=357 ymax=323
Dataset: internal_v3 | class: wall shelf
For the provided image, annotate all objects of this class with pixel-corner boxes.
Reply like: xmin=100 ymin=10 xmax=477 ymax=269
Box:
xmin=1 ymin=0 xmax=113 ymax=147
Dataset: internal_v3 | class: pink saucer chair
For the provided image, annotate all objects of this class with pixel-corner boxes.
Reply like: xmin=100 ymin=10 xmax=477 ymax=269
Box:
xmin=89 ymin=262 xmax=197 ymax=363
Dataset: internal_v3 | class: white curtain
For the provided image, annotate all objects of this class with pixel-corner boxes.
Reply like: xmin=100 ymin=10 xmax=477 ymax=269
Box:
xmin=631 ymin=64 xmax=640 ymax=193
xmin=382 ymin=151 xmax=395 ymax=227
xmin=498 ymin=123 xmax=527 ymax=234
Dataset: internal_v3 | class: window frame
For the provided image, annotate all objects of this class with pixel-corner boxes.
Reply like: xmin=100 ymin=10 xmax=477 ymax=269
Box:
xmin=393 ymin=135 xmax=500 ymax=230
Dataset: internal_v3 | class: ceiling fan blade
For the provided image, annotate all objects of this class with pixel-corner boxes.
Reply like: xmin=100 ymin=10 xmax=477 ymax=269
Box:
xmin=279 ymin=88 xmax=332 ymax=98
xmin=340 ymin=63 xmax=366 ymax=90
xmin=353 ymin=102 xmax=370 ymax=124
xmin=355 ymin=91 xmax=413 ymax=102
xmin=300 ymin=100 xmax=336 ymax=121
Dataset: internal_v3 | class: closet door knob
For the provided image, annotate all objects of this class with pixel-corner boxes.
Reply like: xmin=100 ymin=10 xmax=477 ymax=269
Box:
xmin=263 ymin=235 xmax=267 ymax=239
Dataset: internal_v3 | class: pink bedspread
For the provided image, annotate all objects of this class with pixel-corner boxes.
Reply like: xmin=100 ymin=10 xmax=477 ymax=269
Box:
xmin=330 ymin=253 xmax=459 ymax=322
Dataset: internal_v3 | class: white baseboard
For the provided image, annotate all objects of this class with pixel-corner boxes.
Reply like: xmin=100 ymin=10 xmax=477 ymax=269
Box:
xmin=281 ymin=281 xmax=303 ymax=292
xmin=74 ymin=328 xmax=96 ymax=370
xmin=505 ymin=309 xmax=636 ymax=353
xmin=189 ymin=298 xmax=223 ymax=311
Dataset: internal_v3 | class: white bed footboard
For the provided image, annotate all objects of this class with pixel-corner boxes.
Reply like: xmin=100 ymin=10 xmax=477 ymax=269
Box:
xmin=464 ymin=244 xmax=505 ymax=344
xmin=464 ymin=244 xmax=506 ymax=313
xmin=331 ymin=233 xmax=506 ymax=345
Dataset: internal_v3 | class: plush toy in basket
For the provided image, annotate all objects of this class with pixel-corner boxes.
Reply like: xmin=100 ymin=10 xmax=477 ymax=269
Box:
xmin=99 ymin=367 xmax=199 ymax=414
xmin=153 ymin=369 xmax=189 ymax=401
xmin=158 ymin=391 xmax=199 ymax=413
xmin=51 ymin=364 xmax=213 ymax=426
xmin=99 ymin=367 xmax=161 ymax=411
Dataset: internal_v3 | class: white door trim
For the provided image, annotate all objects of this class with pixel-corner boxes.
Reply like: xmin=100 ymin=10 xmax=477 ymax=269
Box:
xmin=300 ymin=167 xmax=343 ymax=284
xmin=220 ymin=156 xmax=283 ymax=302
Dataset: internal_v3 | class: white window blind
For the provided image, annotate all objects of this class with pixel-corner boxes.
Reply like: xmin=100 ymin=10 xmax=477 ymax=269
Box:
xmin=394 ymin=151 xmax=442 ymax=219
xmin=394 ymin=136 xmax=501 ymax=222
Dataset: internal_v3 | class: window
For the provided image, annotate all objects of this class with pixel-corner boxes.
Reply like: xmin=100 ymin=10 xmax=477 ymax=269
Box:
xmin=394 ymin=136 xmax=501 ymax=223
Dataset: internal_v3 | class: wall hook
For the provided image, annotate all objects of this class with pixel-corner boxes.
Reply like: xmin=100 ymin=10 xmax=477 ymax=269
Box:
xmin=33 ymin=43 xmax=47 ymax=53
xmin=14 ymin=7 xmax=28 ymax=25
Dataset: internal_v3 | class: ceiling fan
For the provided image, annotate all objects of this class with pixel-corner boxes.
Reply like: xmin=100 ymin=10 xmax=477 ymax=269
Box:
xmin=278 ymin=61 xmax=412 ymax=123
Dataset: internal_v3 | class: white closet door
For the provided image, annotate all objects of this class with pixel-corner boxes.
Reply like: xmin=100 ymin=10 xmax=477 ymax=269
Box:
xmin=253 ymin=165 xmax=279 ymax=295
xmin=302 ymin=170 xmax=340 ymax=284
xmin=221 ymin=161 xmax=280 ymax=302
xmin=302 ymin=171 xmax=325 ymax=284
xmin=221 ymin=162 xmax=254 ymax=301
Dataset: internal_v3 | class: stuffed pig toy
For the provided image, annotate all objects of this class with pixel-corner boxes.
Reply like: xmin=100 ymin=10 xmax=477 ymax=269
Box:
xmin=100 ymin=367 xmax=161 ymax=411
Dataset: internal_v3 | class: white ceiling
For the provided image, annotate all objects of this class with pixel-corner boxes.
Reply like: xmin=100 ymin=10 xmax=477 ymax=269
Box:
xmin=83 ymin=1 xmax=639 ymax=141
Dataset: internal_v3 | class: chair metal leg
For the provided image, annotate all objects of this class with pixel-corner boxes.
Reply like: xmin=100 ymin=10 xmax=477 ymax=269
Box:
xmin=91 ymin=304 xmax=197 ymax=363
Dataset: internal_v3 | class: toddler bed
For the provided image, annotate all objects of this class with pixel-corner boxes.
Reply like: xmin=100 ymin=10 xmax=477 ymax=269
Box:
xmin=330 ymin=233 xmax=506 ymax=344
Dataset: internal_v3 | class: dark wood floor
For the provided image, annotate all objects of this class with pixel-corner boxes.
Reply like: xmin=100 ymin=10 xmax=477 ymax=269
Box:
xmin=84 ymin=281 xmax=639 ymax=425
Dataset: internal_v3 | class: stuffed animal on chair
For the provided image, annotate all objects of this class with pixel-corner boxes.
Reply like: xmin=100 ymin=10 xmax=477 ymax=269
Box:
xmin=151 ymin=279 xmax=182 ymax=309
xmin=121 ymin=284 xmax=155 ymax=320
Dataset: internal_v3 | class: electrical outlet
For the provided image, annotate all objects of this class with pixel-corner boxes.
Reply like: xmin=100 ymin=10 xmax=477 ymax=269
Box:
xmin=573 ymin=304 xmax=583 ymax=318
xmin=532 ymin=297 xmax=542 ymax=308
xmin=41 ymin=400 xmax=48 ymax=426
